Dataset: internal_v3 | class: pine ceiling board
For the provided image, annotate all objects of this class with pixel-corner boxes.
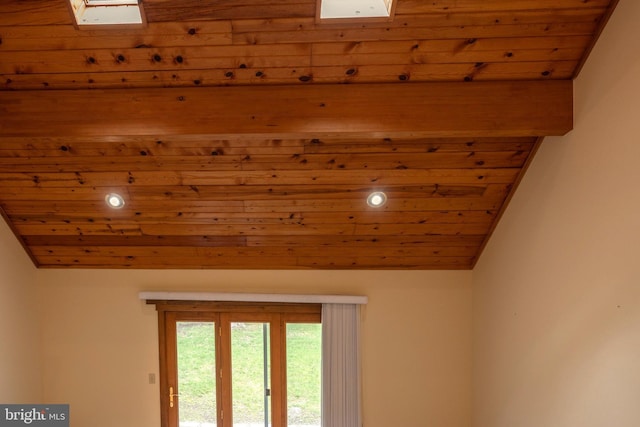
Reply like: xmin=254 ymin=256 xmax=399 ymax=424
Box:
xmin=0 ymin=44 xmax=313 ymax=75
xmin=0 ymin=39 xmax=589 ymax=74
xmin=0 ymin=81 xmax=573 ymax=138
xmin=0 ymin=0 xmax=72 ymax=26
xmin=0 ymin=146 xmax=531 ymax=161
xmin=0 ymin=136 xmax=535 ymax=154
xmin=310 ymin=37 xmax=594 ymax=55
xmin=144 ymin=0 xmax=316 ymax=22
xmin=305 ymin=59 xmax=577 ymax=83
xmin=0 ymin=169 xmax=518 ymax=187
xmin=295 ymin=256 xmax=475 ymax=270
xmin=303 ymin=137 xmax=537 ymax=153
xmin=395 ymin=0 xmax=611 ymax=14
xmin=232 ymin=21 xmax=599 ymax=44
xmin=0 ymin=22 xmax=233 ymax=51
xmin=394 ymin=8 xmax=608 ymax=24
xmin=1 ymin=68 xmax=314 ymax=90
xmin=229 ymin=8 xmax=605 ymax=34
xmin=3 ymin=184 xmax=490 ymax=207
xmin=22 ymin=233 xmax=485 ymax=248
xmin=0 ymin=13 xmax=603 ymax=52
xmin=29 ymin=245 xmax=481 ymax=259
xmin=1 ymin=61 xmax=574 ymax=90
xmin=3 ymin=186 xmax=508 ymax=216
xmin=23 ymin=235 xmax=249 ymax=247
xmin=0 ymin=151 xmax=530 ymax=173
xmin=12 ymin=210 xmax=497 ymax=227
xmin=32 ymin=255 xmax=476 ymax=270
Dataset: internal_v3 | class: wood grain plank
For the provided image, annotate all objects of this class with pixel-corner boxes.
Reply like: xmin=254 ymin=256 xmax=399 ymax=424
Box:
xmin=0 ymin=41 xmax=585 ymax=75
xmin=230 ymin=10 xmax=603 ymax=35
xmin=307 ymin=60 xmax=578 ymax=83
xmin=23 ymin=234 xmax=248 ymax=247
xmin=295 ymin=256 xmax=473 ymax=269
xmin=0 ymin=169 xmax=519 ymax=187
xmin=1 ymin=200 xmax=246 ymax=215
xmin=1 ymin=60 xmax=574 ymax=89
xmin=0 ymin=44 xmax=313 ymax=74
xmin=0 ymin=81 xmax=573 ymax=138
xmin=13 ymin=216 xmax=493 ymax=236
xmin=312 ymin=48 xmax=585 ymax=67
xmin=30 ymin=245 xmax=481 ymax=258
xmin=0 ymin=136 xmax=535 ymax=153
xmin=34 ymin=254 xmax=302 ymax=269
xmin=3 ymin=190 xmax=509 ymax=216
xmin=0 ymin=184 xmax=491 ymax=201
xmin=310 ymin=37 xmax=593 ymax=55
xmin=0 ymin=24 xmax=595 ymax=51
xmin=1 ymin=68 xmax=313 ymax=90
xmin=395 ymin=0 xmax=611 ymax=14
xmin=33 ymin=254 xmax=474 ymax=269
xmin=233 ymin=22 xmax=599 ymax=44
xmin=22 ymin=233 xmax=484 ymax=247
xmin=303 ymin=137 xmax=536 ymax=153
xmin=144 ymin=0 xmax=316 ymax=21
xmin=3 ymin=189 xmax=509 ymax=228
xmin=0 ymin=151 xmax=530 ymax=173
xmin=0 ymin=22 xmax=233 ymax=51
xmin=239 ymin=188 xmax=509 ymax=212
xmin=0 ymin=0 xmax=72 ymax=26
xmin=9 ymin=209 xmax=497 ymax=225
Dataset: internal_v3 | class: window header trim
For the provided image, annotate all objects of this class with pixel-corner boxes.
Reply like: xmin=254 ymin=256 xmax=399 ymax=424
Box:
xmin=139 ymin=292 xmax=367 ymax=305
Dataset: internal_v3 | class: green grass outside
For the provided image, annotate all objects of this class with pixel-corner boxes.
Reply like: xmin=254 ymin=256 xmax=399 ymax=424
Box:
xmin=177 ymin=322 xmax=217 ymax=422
xmin=177 ymin=321 xmax=321 ymax=425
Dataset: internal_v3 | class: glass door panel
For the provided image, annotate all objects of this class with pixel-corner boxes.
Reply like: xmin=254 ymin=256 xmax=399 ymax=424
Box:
xmin=177 ymin=321 xmax=218 ymax=427
xmin=231 ymin=322 xmax=271 ymax=427
xmin=286 ymin=323 xmax=321 ymax=427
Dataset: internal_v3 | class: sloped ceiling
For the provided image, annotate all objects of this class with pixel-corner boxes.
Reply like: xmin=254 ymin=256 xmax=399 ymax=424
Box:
xmin=0 ymin=0 xmax=618 ymax=269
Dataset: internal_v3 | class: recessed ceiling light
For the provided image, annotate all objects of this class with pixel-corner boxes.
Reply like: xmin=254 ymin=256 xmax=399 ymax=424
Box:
xmin=367 ymin=191 xmax=387 ymax=207
xmin=105 ymin=193 xmax=125 ymax=209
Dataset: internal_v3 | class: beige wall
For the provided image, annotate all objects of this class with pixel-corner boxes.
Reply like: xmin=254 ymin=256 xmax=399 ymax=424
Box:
xmin=0 ymin=217 xmax=42 ymax=402
xmin=472 ymin=1 xmax=640 ymax=426
xmin=36 ymin=269 xmax=472 ymax=427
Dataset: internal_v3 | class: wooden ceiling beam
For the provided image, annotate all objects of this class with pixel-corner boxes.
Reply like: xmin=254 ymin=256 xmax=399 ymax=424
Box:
xmin=0 ymin=81 xmax=572 ymax=139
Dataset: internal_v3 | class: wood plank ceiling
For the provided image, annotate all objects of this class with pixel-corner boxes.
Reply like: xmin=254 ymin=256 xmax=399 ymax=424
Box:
xmin=0 ymin=0 xmax=618 ymax=269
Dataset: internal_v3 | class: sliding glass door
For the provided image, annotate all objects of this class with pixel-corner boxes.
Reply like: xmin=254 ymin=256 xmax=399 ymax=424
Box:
xmin=158 ymin=303 xmax=320 ymax=427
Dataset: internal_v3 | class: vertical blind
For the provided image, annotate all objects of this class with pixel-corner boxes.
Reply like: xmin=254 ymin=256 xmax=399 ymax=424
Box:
xmin=322 ymin=303 xmax=362 ymax=427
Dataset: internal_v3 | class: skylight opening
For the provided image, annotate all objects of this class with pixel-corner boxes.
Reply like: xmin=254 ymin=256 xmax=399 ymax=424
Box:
xmin=319 ymin=0 xmax=395 ymax=20
xmin=69 ymin=0 xmax=144 ymax=26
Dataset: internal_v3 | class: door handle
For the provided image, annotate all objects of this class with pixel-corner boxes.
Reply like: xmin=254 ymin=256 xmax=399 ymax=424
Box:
xmin=169 ymin=386 xmax=180 ymax=408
